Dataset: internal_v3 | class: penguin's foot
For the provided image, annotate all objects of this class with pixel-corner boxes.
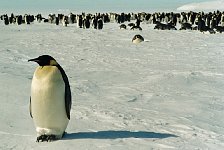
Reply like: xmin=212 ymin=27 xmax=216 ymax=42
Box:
xmin=46 ymin=135 xmax=56 ymax=142
xmin=36 ymin=135 xmax=47 ymax=142
xmin=36 ymin=134 xmax=56 ymax=142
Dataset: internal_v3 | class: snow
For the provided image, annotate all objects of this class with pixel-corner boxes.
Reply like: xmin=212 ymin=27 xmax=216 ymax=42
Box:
xmin=177 ymin=0 xmax=224 ymax=11
xmin=0 ymin=19 xmax=224 ymax=150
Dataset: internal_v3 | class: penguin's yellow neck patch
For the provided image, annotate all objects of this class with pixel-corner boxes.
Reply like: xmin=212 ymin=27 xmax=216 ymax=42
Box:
xmin=50 ymin=60 xmax=58 ymax=66
xmin=35 ymin=66 xmax=59 ymax=80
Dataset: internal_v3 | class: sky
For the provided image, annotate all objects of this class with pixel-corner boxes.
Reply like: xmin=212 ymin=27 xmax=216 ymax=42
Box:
xmin=0 ymin=0 xmax=216 ymax=12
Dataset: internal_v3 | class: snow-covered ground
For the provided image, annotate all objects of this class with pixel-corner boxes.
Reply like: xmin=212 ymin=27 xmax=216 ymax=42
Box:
xmin=0 ymin=19 xmax=224 ymax=150
xmin=177 ymin=0 xmax=224 ymax=11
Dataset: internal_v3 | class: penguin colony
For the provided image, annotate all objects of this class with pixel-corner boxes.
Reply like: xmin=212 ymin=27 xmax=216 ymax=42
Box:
xmin=1 ymin=11 xmax=224 ymax=33
xmin=29 ymin=55 xmax=71 ymax=142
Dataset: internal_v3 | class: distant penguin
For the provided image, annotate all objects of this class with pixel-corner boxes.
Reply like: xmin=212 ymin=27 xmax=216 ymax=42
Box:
xmin=120 ymin=13 xmax=125 ymax=23
xmin=211 ymin=16 xmax=217 ymax=29
xmin=179 ymin=23 xmax=192 ymax=30
xmin=92 ymin=17 xmax=98 ymax=29
xmin=55 ymin=17 xmax=59 ymax=25
xmin=197 ymin=16 xmax=206 ymax=32
xmin=4 ymin=15 xmax=9 ymax=25
xmin=77 ymin=15 xmax=83 ymax=28
xmin=16 ymin=15 xmax=22 ymax=25
xmin=29 ymin=55 xmax=72 ymax=142
xmin=44 ymin=19 xmax=49 ymax=23
xmin=136 ymin=18 xmax=142 ymax=27
xmin=120 ymin=24 xmax=126 ymax=29
xmin=69 ymin=13 xmax=76 ymax=24
xmin=36 ymin=14 xmax=42 ymax=23
xmin=97 ymin=18 xmax=103 ymax=29
xmin=128 ymin=23 xmax=135 ymax=27
xmin=24 ymin=15 xmax=30 ymax=24
xmin=9 ymin=13 xmax=14 ymax=24
xmin=62 ymin=16 xmax=68 ymax=27
xmin=221 ymin=14 xmax=224 ymax=26
xmin=84 ymin=18 xmax=90 ymax=29
xmin=132 ymin=34 xmax=144 ymax=44
xmin=117 ymin=15 xmax=121 ymax=24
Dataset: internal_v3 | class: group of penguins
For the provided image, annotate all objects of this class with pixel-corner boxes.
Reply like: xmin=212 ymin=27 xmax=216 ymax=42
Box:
xmin=1 ymin=11 xmax=224 ymax=32
xmin=1 ymin=11 xmax=223 ymax=142
xmin=1 ymin=11 xmax=224 ymax=43
xmin=45 ymin=13 xmax=107 ymax=29
xmin=118 ymin=10 xmax=224 ymax=34
xmin=0 ymin=13 xmax=35 ymax=25
xmin=0 ymin=13 xmax=107 ymax=29
xmin=149 ymin=10 xmax=224 ymax=34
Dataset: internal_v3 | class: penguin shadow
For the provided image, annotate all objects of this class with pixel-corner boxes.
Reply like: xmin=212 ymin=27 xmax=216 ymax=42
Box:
xmin=63 ymin=130 xmax=177 ymax=140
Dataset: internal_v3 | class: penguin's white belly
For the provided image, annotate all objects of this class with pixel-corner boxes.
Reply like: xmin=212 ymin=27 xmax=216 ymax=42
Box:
xmin=31 ymin=66 xmax=69 ymax=137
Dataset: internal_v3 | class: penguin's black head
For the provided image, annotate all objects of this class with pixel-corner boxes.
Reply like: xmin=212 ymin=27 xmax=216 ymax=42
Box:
xmin=136 ymin=34 xmax=141 ymax=38
xmin=136 ymin=34 xmax=144 ymax=40
xmin=28 ymin=55 xmax=58 ymax=66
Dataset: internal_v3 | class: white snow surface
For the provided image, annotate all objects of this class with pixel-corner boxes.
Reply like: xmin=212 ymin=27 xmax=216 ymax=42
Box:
xmin=0 ymin=20 xmax=224 ymax=150
xmin=177 ymin=0 xmax=224 ymax=11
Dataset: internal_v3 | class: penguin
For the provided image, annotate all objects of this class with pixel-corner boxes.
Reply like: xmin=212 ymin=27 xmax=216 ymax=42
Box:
xmin=55 ymin=17 xmax=59 ymax=25
xmin=77 ymin=15 xmax=83 ymax=28
xmin=84 ymin=18 xmax=90 ymax=29
xmin=92 ymin=16 xmax=98 ymax=29
xmin=136 ymin=18 xmax=142 ymax=27
xmin=179 ymin=23 xmax=192 ymax=30
xmin=3 ymin=15 xmax=9 ymax=25
xmin=62 ymin=16 xmax=69 ymax=27
xmin=24 ymin=14 xmax=30 ymax=24
xmin=128 ymin=23 xmax=135 ymax=27
xmin=132 ymin=34 xmax=144 ymax=44
xmin=120 ymin=24 xmax=126 ymax=29
xmin=28 ymin=55 xmax=71 ymax=142
xmin=97 ymin=18 xmax=103 ymax=30
xmin=16 ymin=15 xmax=22 ymax=25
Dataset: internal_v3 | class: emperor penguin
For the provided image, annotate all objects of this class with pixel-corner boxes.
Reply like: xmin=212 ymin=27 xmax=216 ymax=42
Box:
xmin=28 ymin=55 xmax=71 ymax=142
xmin=132 ymin=34 xmax=144 ymax=44
xmin=119 ymin=24 xmax=126 ymax=29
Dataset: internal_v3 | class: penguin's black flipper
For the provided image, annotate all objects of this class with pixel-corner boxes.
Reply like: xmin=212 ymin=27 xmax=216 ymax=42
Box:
xmin=64 ymin=82 xmax=71 ymax=120
xmin=29 ymin=97 xmax=33 ymax=118
xmin=57 ymin=65 xmax=71 ymax=120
